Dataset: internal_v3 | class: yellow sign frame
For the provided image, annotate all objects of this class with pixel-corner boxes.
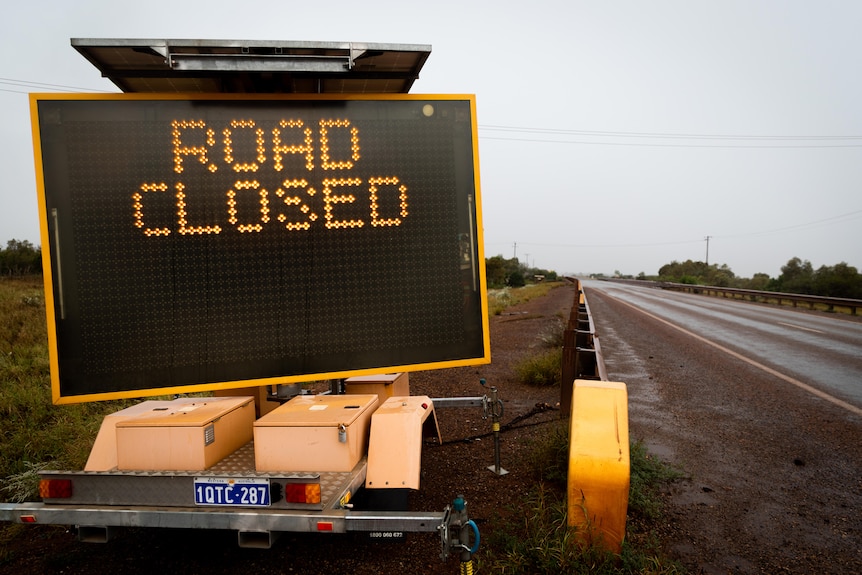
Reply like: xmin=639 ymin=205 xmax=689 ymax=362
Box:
xmin=31 ymin=93 xmax=490 ymax=403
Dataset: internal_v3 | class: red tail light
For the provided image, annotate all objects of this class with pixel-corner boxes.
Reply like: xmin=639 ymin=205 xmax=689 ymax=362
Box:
xmin=39 ymin=479 xmax=73 ymax=499
xmin=285 ymin=483 xmax=321 ymax=504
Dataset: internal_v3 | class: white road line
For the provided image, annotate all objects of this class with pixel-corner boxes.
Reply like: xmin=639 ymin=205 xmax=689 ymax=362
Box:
xmin=777 ymin=322 xmax=825 ymax=334
xmin=602 ymin=291 xmax=862 ymax=418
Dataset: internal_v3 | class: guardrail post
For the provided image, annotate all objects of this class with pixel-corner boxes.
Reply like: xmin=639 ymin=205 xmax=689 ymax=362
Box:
xmin=561 ymin=327 xmax=577 ymax=415
xmin=575 ymin=348 xmax=598 ymax=379
xmin=561 ymin=287 xmax=583 ymax=415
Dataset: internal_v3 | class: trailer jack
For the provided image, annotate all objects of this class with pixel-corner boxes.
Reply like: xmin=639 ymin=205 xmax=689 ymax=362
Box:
xmin=482 ymin=384 xmax=508 ymax=476
xmin=439 ymin=495 xmax=480 ymax=570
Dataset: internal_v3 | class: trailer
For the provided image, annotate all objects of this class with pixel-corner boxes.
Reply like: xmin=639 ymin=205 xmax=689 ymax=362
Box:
xmin=1 ymin=38 xmax=488 ymax=566
xmin=14 ymin=388 xmax=479 ymax=558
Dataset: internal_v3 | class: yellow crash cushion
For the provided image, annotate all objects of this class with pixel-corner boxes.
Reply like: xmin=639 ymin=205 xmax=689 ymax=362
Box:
xmin=567 ymin=379 xmax=630 ymax=553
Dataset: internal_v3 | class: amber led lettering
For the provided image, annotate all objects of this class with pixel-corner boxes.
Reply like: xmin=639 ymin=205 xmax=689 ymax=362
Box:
xmin=368 ymin=177 xmax=408 ymax=227
xmin=141 ymin=114 xmax=410 ymax=235
xmin=276 ymin=179 xmax=317 ymax=231
xmin=323 ymin=178 xmax=364 ymax=229
xmin=172 ymin=120 xmax=217 ymax=174
xmin=223 ymin=119 xmax=265 ymax=173
xmin=319 ymin=119 xmax=360 ymax=170
xmin=133 ymin=183 xmax=172 ymax=236
xmin=177 ymin=182 xmax=222 ymax=235
xmin=272 ymin=119 xmax=314 ymax=172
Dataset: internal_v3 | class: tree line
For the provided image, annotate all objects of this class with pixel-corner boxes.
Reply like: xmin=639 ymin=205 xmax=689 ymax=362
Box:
xmin=485 ymin=255 xmax=558 ymax=289
xmin=652 ymin=257 xmax=862 ymax=299
xmin=0 ymin=239 xmax=41 ymax=276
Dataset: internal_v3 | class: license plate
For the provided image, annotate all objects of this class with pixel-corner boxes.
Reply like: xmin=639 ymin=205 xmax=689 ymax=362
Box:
xmin=194 ymin=477 xmax=271 ymax=507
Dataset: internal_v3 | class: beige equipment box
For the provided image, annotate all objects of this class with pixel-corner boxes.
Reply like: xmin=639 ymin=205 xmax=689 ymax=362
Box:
xmin=113 ymin=397 xmax=255 ymax=471
xmin=254 ymin=394 xmax=379 ymax=472
xmin=343 ymin=373 xmax=409 ymax=405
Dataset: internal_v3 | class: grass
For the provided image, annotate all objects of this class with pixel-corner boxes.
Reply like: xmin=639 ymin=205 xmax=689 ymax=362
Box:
xmin=488 ymin=282 xmax=562 ymax=316
xmin=0 ymin=277 xmax=137 ymax=502
xmin=514 ymin=313 xmax=566 ymax=387
xmin=480 ymin=423 xmax=685 ymax=574
xmin=515 ymin=347 xmax=563 ymax=386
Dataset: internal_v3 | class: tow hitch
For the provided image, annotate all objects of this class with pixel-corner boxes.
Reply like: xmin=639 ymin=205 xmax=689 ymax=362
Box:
xmin=439 ymin=495 xmax=480 ymax=572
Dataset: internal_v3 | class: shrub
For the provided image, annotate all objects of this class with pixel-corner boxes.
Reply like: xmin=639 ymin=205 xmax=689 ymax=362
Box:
xmin=515 ymin=347 xmax=562 ymax=387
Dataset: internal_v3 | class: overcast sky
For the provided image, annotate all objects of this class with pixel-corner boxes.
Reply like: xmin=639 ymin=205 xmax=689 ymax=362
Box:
xmin=3 ymin=0 xmax=860 ymax=278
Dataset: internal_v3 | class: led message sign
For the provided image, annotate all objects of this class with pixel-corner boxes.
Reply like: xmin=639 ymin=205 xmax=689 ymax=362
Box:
xmin=32 ymin=94 xmax=488 ymax=403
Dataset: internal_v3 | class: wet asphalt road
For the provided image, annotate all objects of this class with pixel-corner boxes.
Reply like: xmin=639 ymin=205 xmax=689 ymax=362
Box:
xmin=585 ymin=280 xmax=862 ymax=412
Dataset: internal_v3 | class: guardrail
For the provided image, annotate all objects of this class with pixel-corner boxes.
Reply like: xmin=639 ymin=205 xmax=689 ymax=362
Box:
xmin=560 ymin=278 xmax=607 ymax=414
xmin=657 ymin=282 xmax=862 ymax=316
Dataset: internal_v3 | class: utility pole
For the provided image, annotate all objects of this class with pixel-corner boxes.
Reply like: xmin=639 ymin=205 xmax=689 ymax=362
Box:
xmin=513 ymin=242 xmax=517 ymax=260
xmin=705 ymin=236 xmax=712 ymax=266
xmin=525 ymin=253 xmax=530 ymax=269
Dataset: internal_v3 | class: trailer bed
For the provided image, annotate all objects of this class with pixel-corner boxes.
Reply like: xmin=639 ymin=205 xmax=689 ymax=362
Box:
xmin=0 ymin=442 xmax=452 ymax=549
xmin=37 ymin=442 xmax=358 ymax=511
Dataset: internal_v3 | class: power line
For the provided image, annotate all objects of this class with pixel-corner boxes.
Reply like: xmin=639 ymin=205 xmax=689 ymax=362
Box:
xmin=478 ymin=124 xmax=862 ymax=149
xmin=480 ymin=124 xmax=862 ymax=141
xmin=0 ymin=78 xmax=110 ymax=93
xmin=479 ymin=134 xmax=862 ymax=149
xmin=501 ymin=238 xmax=705 ymax=250
xmin=715 ymin=209 xmax=862 ymax=240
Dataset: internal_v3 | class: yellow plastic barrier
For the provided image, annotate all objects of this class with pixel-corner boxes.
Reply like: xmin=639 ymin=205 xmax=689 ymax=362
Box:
xmin=567 ymin=379 xmax=630 ymax=553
